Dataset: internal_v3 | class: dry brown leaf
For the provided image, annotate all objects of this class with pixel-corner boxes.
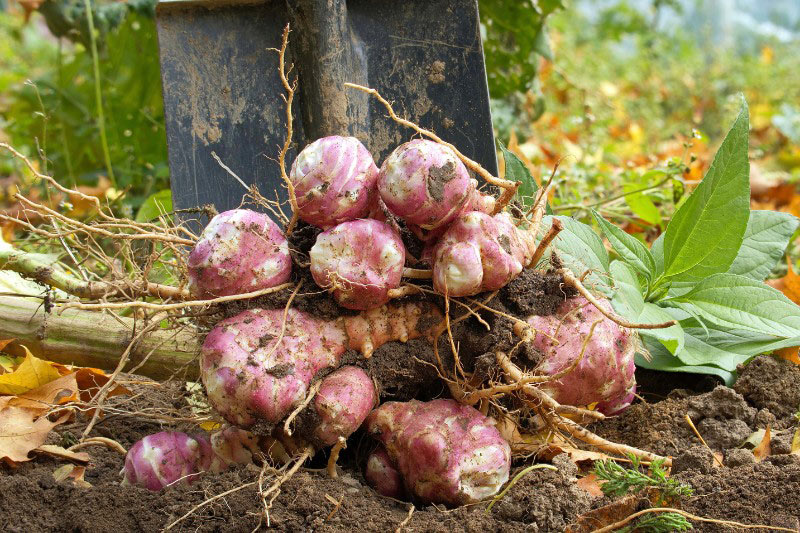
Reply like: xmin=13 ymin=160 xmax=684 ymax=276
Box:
xmin=0 ymin=408 xmax=69 ymax=464
xmin=753 ymin=425 xmax=772 ymax=462
xmin=0 ymin=348 xmax=61 ymax=395
xmin=566 ymin=494 xmax=639 ymax=533
xmin=33 ymin=444 xmax=90 ymax=465
xmin=51 ymin=363 xmax=130 ymax=402
xmin=576 ymin=472 xmax=605 ymax=498
xmin=0 ymin=339 xmax=15 ymax=352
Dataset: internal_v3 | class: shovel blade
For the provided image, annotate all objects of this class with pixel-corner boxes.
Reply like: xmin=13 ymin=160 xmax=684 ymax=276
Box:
xmin=156 ymin=0 xmax=496 ymax=220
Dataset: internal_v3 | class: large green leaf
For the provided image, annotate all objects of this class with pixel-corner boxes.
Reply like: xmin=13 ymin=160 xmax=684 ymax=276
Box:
xmin=593 ymin=210 xmax=656 ymax=282
xmin=662 ymin=102 xmax=750 ymax=282
xmin=499 ymin=142 xmax=538 ymax=207
xmin=727 ymin=210 xmax=800 ymax=281
xmin=670 ymin=273 xmax=800 ymax=338
xmin=546 ymin=216 xmax=611 ymax=293
xmin=636 ymin=338 xmax=735 ymax=386
xmin=610 ymin=261 xmax=684 ymax=354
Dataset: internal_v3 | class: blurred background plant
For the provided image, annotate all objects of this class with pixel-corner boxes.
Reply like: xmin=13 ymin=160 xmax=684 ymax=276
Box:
xmin=1 ymin=0 xmax=798 ymax=287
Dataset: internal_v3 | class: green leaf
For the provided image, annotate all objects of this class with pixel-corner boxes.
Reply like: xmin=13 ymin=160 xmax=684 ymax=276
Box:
xmin=611 ymin=261 xmax=684 ymax=355
xmin=677 ymin=322 xmax=800 ymax=372
xmin=727 ymin=210 xmax=800 ymax=281
xmin=636 ymin=337 xmax=735 ymax=386
xmin=624 ymin=184 xmax=662 ymax=226
xmin=610 ymin=261 xmax=644 ymax=318
xmin=546 ymin=216 xmax=611 ymax=293
xmin=650 ymin=233 xmax=665 ymax=277
xmin=593 ymin=210 xmax=656 ymax=282
xmin=498 ymin=141 xmax=538 ymax=206
xmin=670 ymin=273 xmax=800 ymax=338
xmin=136 ymin=189 xmax=173 ymax=222
xmin=662 ymin=101 xmax=750 ymax=282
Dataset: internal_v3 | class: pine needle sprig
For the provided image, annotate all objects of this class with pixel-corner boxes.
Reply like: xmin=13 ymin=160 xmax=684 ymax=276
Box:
xmin=616 ymin=512 xmax=693 ymax=533
xmin=593 ymin=454 xmax=693 ymax=501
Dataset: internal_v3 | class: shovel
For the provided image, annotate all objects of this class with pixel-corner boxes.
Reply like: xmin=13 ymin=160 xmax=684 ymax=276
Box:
xmin=155 ymin=0 xmax=497 ymax=220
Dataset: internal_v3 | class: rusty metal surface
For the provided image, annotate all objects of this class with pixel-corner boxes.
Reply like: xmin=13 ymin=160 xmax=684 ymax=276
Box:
xmin=157 ymin=0 xmax=496 ymax=221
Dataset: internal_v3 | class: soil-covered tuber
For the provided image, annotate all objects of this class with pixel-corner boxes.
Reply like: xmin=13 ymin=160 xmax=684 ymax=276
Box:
xmin=432 ymin=211 xmax=534 ymax=297
xmin=311 ymin=365 xmax=377 ymax=446
xmin=310 ymin=219 xmax=405 ymax=310
xmin=364 ymin=445 xmax=406 ymax=499
xmin=289 ymin=136 xmax=379 ymax=228
xmin=187 ymin=209 xmax=291 ymax=298
xmin=201 ymin=302 xmax=441 ymax=427
xmin=366 ymin=398 xmax=511 ymax=505
xmin=120 ymin=426 xmax=260 ymax=491
xmin=378 ymin=139 xmax=490 ymax=238
xmin=525 ymin=296 xmax=636 ymax=415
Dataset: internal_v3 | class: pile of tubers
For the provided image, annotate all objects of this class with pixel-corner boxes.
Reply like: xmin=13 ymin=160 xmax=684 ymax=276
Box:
xmin=121 ymin=134 xmax=637 ymax=507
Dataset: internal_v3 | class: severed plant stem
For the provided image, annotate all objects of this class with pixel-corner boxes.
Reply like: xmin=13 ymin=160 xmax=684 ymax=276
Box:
xmin=0 ymin=247 xmax=189 ymax=300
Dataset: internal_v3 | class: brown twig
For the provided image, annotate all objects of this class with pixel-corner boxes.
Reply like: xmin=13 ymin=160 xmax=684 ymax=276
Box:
xmin=560 ymin=269 xmax=677 ymax=330
xmin=589 ymin=507 xmax=800 ymax=533
xmin=81 ymin=315 xmax=167 ymax=440
xmin=283 ymin=380 xmax=321 ymax=437
xmin=528 ymin=217 xmax=562 ymax=268
xmin=68 ymin=436 xmax=127 ymax=455
xmin=344 ymin=83 xmax=520 ymax=212
xmin=395 ymin=504 xmax=415 ymax=533
xmin=60 ymin=282 xmax=294 ymax=311
xmin=271 ymin=24 xmax=300 ymax=235
xmin=497 ymin=352 xmax=667 ymax=464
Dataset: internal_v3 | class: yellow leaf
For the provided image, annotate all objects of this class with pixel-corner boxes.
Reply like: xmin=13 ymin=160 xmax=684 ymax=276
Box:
xmin=0 ymin=348 xmax=61 ymax=395
xmin=791 ymin=427 xmax=800 ymax=455
xmin=753 ymin=425 xmax=772 ymax=462
xmin=199 ymin=420 xmax=222 ymax=431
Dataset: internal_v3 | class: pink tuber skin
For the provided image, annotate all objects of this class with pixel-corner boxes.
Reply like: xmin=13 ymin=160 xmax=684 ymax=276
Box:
xmin=365 ymin=445 xmax=406 ymax=499
xmin=432 ymin=211 xmax=534 ymax=297
xmin=366 ymin=398 xmax=511 ymax=505
xmin=310 ymin=219 xmax=405 ymax=310
xmin=524 ymin=296 xmax=636 ymax=415
xmin=378 ymin=139 xmax=494 ymax=239
xmin=201 ymin=302 xmax=441 ymax=427
xmin=289 ymin=136 xmax=379 ymax=228
xmin=312 ymin=366 xmax=377 ymax=446
xmin=120 ymin=426 xmax=261 ymax=491
xmin=187 ymin=209 xmax=291 ymax=298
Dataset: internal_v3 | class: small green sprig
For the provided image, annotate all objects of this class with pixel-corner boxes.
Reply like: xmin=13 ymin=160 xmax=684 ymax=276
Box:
xmin=593 ymin=454 xmax=693 ymax=503
xmin=616 ymin=512 xmax=693 ymax=533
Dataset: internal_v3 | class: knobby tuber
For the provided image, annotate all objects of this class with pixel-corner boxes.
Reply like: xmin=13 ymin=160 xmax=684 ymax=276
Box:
xmin=201 ymin=302 xmax=440 ymax=427
xmin=311 ymin=365 xmax=377 ymax=446
xmin=377 ymin=139 xmax=494 ymax=240
xmin=289 ymin=136 xmax=379 ymax=228
xmin=432 ymin=211 xmax=535 ymax=297
xmin=365 ymin=445 xmax=406 ymax=499
xmin=121 ymin=426 xmax=262 ymax=491
xmin=524 ymin=296 xmax=636 ymax=415
xmin=187 ymin=209 xmax=291 ymax=298
xmin=310 ymin=219 xmax=405 ymax=310
xmin=366 ymin=399 xmax=511 ymax=505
